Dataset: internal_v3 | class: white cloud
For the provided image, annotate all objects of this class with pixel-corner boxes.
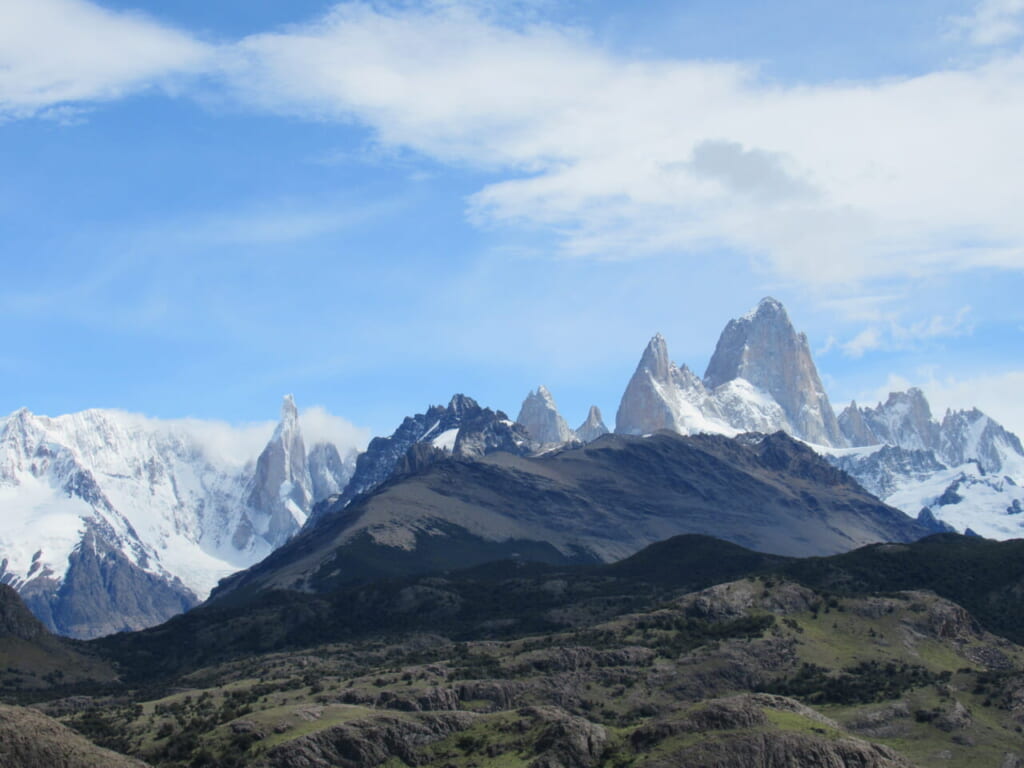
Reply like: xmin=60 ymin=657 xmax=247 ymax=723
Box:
xmin=842 ymin=327 xmax=883 ymax=358
xmin=300 ymin=405 xmax=371 ymax=453
xmin=7 ymin=1 xmax=1024 ymax=293
xmin=924 ymin=370 xmax=1024 ymax=439
xmin=840 ymin=306 xmax=973 ymax=358
xmin=102 ymin=405 xmax=368 ymax=467
xmin=214 ymin=2 xmax=1024 ymax=287
xmin=955 ymin=0 xmax=1024 ymax=46
xmin=0 ymin=0 xmax=213 ymax=119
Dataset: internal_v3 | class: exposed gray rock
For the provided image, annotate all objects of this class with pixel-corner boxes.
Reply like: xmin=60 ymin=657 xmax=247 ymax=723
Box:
xmin=307 ymin=395 xmax=532 ymax=527
xmin=252 ymin=712 xmax=476 ymax=768
xmin=245 ymin=395 xmax=314 ymax=548
xmin=940 ymin=407 xmax=1024 ymax=473
xmin=838 ymin=389 xmax=940 ymax=452
xmin=575 ymin=406 xmax=609 ymax=444
xmin=704 ymin=297 xmax=845 ymax=446
xmin=517 ymin=386 xmax=575 ymax=446
xmin=308 ymin=441 xmax=355 ymax=505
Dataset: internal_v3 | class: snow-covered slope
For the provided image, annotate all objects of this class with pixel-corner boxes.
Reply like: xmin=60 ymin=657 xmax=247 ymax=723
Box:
xmin=830 ymin=390 xmax=1024 ymax=539
xmin=0 ymin=397 xmax=360 ymax=638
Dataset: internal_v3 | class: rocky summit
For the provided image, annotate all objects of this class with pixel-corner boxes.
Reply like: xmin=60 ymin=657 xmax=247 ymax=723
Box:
xmin=704 ymin=297 xmax=845 ymax=446
xmin=609 ymin=298 xmax=1024 ymax=540
xmin=306 ymin=394 xmax=532 ymax=528
xmin=615 ymin=299 xmax=845 ymax=446
xmin=516 ymin=385 xmax=576 ymax=447
xmin=576 ymin=405 xmax=609 ymax=443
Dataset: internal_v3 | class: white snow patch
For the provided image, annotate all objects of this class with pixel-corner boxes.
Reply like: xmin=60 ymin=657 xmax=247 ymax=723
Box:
xmin=432 ymin=428 xmax=459 ymax=452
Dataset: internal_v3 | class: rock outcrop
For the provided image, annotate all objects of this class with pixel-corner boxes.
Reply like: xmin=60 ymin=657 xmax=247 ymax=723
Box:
xmin=307 ymin=395 xmax=532 ymax=526
xmin=245 ymin=395 xmax=315 ymax=547
xmin=516 ymin=386 xmax=575 ymax=446
xmin=575 ymin=406 xmax=609 ymax=443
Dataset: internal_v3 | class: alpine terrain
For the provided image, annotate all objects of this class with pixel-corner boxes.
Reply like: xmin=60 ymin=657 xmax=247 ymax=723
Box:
xmin=0 ymin=396 xmax=360 ymax=638
xmin=606 ymin=298 xmax=1024 ymax=539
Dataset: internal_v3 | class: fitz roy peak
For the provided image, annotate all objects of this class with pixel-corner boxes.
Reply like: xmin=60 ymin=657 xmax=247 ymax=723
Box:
xmin=0 ymin=396 xmax=357 ymax=638
xmin=704 ymin=297 xmax=845 ymax=446
xmin=615 ymin=298 xmax=845 ymax=446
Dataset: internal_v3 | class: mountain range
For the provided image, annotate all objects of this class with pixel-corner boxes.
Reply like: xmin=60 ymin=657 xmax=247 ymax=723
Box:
xmin=1 ymin=296 xmax=1022 ymax=639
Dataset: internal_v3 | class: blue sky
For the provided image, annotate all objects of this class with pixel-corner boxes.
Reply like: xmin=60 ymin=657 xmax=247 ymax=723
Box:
xmin=3 ymin=0 xmax=1024 ymax=441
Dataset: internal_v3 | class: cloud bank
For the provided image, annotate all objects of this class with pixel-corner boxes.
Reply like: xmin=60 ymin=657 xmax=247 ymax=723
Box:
xmin=4 ymin=0 xmax=1024 ymax=291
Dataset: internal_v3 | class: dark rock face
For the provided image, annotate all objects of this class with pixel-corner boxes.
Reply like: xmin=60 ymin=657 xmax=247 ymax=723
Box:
xmin=307 ymin=395 xmax=531 ymax=526
xmin=0 ymin=583 xmax=47 ymax=641
xmin=704 ymin=297 xmax=845 ymax=446
xmin=18 ymin=526 xmax=197 ymax=639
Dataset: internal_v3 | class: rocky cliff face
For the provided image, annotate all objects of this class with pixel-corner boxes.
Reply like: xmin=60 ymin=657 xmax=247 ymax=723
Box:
xmin=245 ymin=396 xmax=315 ymax=548
xmin=615 ymin=300 xmax=845 ymax=446
xmin=309 ymin=395 xmax=532 ymax=525
xmin=704 ymin=297 xmax=845 ymax=446
xmin=515 ymin=386 xmax=575 ymax=446
xmin=615 ymin=334 xmax=726 ymax=436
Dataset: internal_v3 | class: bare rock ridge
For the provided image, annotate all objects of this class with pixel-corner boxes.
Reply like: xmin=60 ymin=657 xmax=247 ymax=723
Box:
xmin=516 ymin=385 xmax=575 ymax=446
xmin=306 ymin=394 xmax=532 ymax=527
xmin=703 ymin=297 xmax=845 ymax=446
xmin=831 ymin=387 xmax=1024 ymax=539
xmin=839 ymin=389 xmax=1024 ymax=475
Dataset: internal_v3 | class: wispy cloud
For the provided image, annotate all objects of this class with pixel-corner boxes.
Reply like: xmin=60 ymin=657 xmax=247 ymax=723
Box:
xmin=214 ymin=2 xmax=1024 ymax=288
xmin=841 ymin=306 xmax=974 ymax=358
xmin=954 ymin=0 xmax=1024 ymax=46
xmin=0 ymin=0 xmax=213 ymax=120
